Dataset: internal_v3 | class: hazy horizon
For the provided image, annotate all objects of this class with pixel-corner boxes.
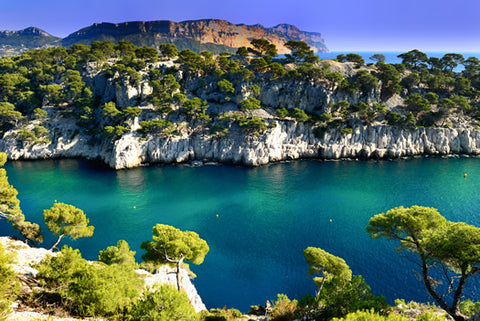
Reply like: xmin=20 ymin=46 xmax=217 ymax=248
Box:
xmin=1 ymin=0 xmax=479 ymax=52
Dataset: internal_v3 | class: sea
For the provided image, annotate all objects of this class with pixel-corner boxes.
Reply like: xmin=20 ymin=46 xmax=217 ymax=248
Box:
xmin=1 ymin=157 xmax=480 ymax=312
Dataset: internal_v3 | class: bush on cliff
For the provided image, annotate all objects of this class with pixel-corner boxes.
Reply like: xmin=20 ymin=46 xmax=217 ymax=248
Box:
xmin=0 ymin=243 xmax=19 ymax=321
xmin=36 ymin=245 xmax=142 ymax=318
xmin=128 ymin=284 xmax=198 ymax=321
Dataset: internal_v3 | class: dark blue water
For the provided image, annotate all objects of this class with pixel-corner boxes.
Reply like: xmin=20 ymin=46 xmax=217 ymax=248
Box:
xmin=1 ymin=158 xmax=480 ymax=311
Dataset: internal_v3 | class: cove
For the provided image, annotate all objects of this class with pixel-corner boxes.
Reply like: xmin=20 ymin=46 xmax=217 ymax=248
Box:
xmin=1 ymin=157 xmax=480 ymax=312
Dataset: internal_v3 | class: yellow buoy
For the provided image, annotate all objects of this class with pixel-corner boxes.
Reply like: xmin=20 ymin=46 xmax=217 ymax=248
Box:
xmin=133 ymin=206 xmax=136 ymax=209
xmin=329 ymin=219 xmax=333 ymax=222
xmin=216 ymin=214 xmax=219 ymax=218
xmin=464 ymin=173 xmax=467 ymax=178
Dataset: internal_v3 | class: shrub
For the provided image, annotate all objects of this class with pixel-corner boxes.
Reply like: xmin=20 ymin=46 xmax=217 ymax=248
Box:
xmin=139 ymin=120 xmax=176 ymax=136
xmin=98 ymin=240 xmax=136 ymax=270
xmin=124 ymin=106 xmax=142 ymax=118
xmin=313 ymin=126 xmax=327 ymax=139
xmin=104 ymin=125 xmax=129 ymax=139
xmin=276 ymin=108 xmax=289 ymax=118
xmin=460 ymin=299 xmax=480 ymax=317
xmin=268 ymin=294 xmax=297 ymax=321
xmin=268 ymin=62 xmax=286 ymax=79
xmin=182 ymin=97 xmax=209 ymax=120
xmin=248 ymin=84 xmax=261 ymax=97
xmin=320 ymin=113 xmax=333 ymax=122
xmin=15 ymin=126 xmax=50 ymax=144
xmin=291 ymin=108 xmax=310 ymax=122
xmin=239 ymin=97 xmax=261 ymax=110
xmin=238 ymin=116 xmax=267 ymax=135
xmin=0 ymin=244 xmax=19 ymax=321
xmin=129 ymin=284 xmax=198 ymax=321
xmin=36 ymin=246 xmax=142 ymax=318
xmin=217 ymin=79 xmax=235 ymax=95
xmin=331 ymin=309 xmax=409 ymax=321
xmin=201 ymin=309 xmax=228 ymax=321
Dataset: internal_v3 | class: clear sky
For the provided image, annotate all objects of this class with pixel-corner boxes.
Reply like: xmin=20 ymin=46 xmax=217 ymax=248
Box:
xmin=1 ymin=0 xmax=479 ymax=52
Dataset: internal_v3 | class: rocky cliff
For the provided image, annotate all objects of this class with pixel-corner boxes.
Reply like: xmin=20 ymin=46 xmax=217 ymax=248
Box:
xmin=0 ymin=48 xmax=478 ymax=169
xmin=0 ymin=19 xmax=328 ymax=56
xmin=2 ymin=119 xmax=480 ymax=170
xmin=61 ymin=19 xmax=328 ymax=54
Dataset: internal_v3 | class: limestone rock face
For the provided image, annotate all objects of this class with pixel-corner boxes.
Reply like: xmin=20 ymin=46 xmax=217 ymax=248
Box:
xmin=104 ymin=123 xmax=480 ymax=169
xmin=60 ymin=19 xmax=328 ymax=54
xmin=137 ymin=266 xmax=207 ymax=312
xmin=2 ymin=119 xmax=480 ymax=169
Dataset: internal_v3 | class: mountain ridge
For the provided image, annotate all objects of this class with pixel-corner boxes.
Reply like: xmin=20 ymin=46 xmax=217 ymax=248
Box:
xmin=0 ymin=18 xmax=328 ymax=56
xmin=0 ymin=27 xmax=60 ymax=56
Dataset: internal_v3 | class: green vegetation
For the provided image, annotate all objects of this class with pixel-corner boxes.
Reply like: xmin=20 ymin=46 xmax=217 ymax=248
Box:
xmin=299 ymin=247 xmax=387 ymax=320
xmin=0 ymin=152 xmax=42 ymax=243
xmin=129 ymin=284 xmax=198 ymax=321
xmin=367 ymin=206 xmax=480 ymax=321
xmin=0 ymin=41 xmax=479 ymax=152
xmin=0 ymin=243 xmax=19 ymax=321
xmin=43 ymin=202 xmax=94 ymax=250
xmin=36 ymin=245 xmax=142 ymax=318
xmin=98 ymin=239 xmax=137 ymax=270
xmin=332 ymin=309 xmax=409 ymax=321
xmin=267 ymin=294 xmax=298 ymax=321
xmin=3 ymin=41 xmax=480 ymax=320
xmin=141 ymin=224 xmax=209 ymax=290
xmin=0 ymin=170 xmax=479 ymax=321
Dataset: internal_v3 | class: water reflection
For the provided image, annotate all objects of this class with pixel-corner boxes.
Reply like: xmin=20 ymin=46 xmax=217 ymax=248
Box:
xmin=116 ymin=167 xmax=146 ymax=193
xmin=4 ymin=157 xmax=480 ymax=312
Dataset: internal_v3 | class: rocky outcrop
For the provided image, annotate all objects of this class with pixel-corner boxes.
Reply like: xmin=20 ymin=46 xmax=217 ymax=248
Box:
xmin=0 ymin=19 xmax=328 ymax=56
xmin=2 ymin=118 xmax=480 ymax=169
xmin=0 ymin=236 xmax=206 ymax=315
xmin=137 ymin=265 xmax=206 ymax=312
xmin=107 ymin=123 xmax=480 ymax=169
xmin=61 ymin=19 xmax=328 ymax=54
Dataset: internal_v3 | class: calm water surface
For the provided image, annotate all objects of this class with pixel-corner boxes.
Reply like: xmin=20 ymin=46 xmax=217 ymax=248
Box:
xmin=2 ymin=158 xmax=480 ymax=311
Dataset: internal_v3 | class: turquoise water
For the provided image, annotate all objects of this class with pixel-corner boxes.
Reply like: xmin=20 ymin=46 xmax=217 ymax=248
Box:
xmin=2 ymin=158 xmax=480 ymax=311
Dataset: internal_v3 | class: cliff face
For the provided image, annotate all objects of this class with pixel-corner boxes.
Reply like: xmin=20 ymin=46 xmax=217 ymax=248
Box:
xmin=60 ymin=19 xmax=329 ymax=54
xmin=2 ymin=119 xmax=480 ymax=170
xmin=0 ymin=19 xmax=328 ymax=56
xmin=0 ymin=58 xmax=478 ymax=168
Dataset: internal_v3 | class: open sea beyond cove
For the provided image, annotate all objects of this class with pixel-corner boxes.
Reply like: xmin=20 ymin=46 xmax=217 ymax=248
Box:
xmin=2 ymin=157 xmax=480 ymax=311
xmin=318 ymin=51 xmax=480 ymax=69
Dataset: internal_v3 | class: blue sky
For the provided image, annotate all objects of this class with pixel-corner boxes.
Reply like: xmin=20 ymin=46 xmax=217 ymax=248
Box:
xmin=1 ymin=0 xmax=479 ymax=51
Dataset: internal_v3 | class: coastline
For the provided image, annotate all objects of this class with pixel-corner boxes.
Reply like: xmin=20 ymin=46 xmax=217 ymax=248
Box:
xmin=2 ymin=122 xmax=480 ymax=170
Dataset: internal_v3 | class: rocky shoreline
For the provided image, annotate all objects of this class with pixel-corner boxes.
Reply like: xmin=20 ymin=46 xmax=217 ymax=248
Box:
xmin=1 ymin=121 xmax=480 ymax=169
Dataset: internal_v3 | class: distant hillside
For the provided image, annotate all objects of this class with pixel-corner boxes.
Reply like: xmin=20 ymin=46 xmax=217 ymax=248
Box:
xmin=0 ymin=27 xmax=60 ymax=56
xmin=61 ymin=19 xmax=329 ymax=54
xmin=0 ymin=19 xmax=328 ymax=56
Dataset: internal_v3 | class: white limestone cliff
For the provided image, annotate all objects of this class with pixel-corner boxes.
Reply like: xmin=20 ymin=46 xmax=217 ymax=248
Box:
xmin=1 ymin=120 xmax=480 ymax=169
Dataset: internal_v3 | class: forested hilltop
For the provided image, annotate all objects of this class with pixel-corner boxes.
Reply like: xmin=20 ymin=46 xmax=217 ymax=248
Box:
xmin=1 ymin=41 xmax=480 ymax=168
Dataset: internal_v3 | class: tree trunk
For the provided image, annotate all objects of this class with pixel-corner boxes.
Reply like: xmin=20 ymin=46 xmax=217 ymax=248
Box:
xmin=50 ymin=234 xmax=64 ymax=251
xmin=315 ymin=267 xmax=326 ymax=298
xmin=421 ymin=260 xmax=467 ymax=321
xmin=175 ymin=256 xmax=184 ymax=291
